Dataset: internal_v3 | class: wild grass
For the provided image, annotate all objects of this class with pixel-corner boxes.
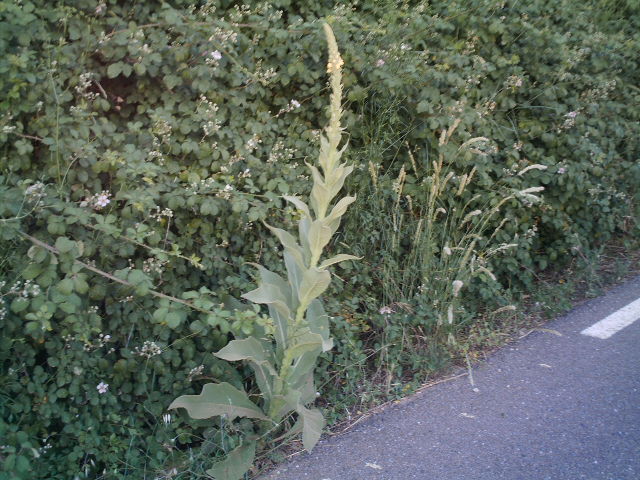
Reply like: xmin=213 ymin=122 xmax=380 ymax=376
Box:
xmin=343 ymin=113 xmax=530 ymax=340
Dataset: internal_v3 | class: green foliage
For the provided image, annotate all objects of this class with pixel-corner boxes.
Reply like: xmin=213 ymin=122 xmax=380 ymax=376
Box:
xmin=0 ymin=0 xmax=638 ymax=478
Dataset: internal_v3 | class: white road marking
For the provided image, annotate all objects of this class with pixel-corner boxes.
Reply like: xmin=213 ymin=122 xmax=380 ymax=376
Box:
xmin=581 ymin=297 xmax=640 ymax=339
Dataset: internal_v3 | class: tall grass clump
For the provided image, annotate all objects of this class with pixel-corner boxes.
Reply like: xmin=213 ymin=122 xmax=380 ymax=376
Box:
xmin=337 ymin=106 xmax=546 ymax=387
xmin=168 ymin=24 xmax=356 ymax=480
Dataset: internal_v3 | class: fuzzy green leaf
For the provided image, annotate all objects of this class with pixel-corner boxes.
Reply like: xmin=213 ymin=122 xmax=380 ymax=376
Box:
xmin=286 ymin=349 xmax=323 ymax=389
xmin=286 ymin=329 xmax=324 ymax=360
xmin=318 ymin=254 xmax=360 ymax=270
xmin=284 ymin=250 xmax=304 ymax=298
xmin=215 ymin=338 xmax=277 ymax=401
xmin=242 ymin=266 xmax=291 ymax=352
xmin=307 ymin=299 xmax=333 ymax=351
xmin=169 ymin=382 xmax=267 ymax=421
xmin=298 ymin=405 xmax=325 ymax=452
xmin=282 ymin=196 xmax=311 ymax=217
xmin=265 ymin=223 xmax=306 ymax=266
xmin=298 ymin=267 xmax=331 ymax=307
xmin=307 ymin=220 xmax=333 ymax=261
xmin=206 ymin=441 xmax=256 ymax=480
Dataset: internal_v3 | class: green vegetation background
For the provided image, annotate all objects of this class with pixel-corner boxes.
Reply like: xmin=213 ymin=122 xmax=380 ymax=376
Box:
xmin=0 ymin=0 xmax=638 ymax=478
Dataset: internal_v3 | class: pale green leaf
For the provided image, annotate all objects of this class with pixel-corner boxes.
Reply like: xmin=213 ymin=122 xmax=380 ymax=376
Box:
xmin=282 ymin=196 xmax=311 ymax=217
xmin=298 ymin=216 xmax=312 ymax=259
xmin=265 ymin=223 xmax=306 ymax=266
xmin=241 ymin=265 xmax=291 ymax=352
xmin=284 ymin=250 xmax=304 ymax=297
xmin=307 ymin=299 xmax=333 ymax=352
xmin=318 ymin=254 xmax=360 ymax=270
xmin=298 ymin=406 xmax=325 ymax=452
xmin=298 ymin=267 xmax=331 ymax=307
xmin=285 ymin=330 xmax=324 ymax=360
xmin=326 ymin=195 xmax=356 ymax=222
xmin=215 ymin=338 xmax=277 ymax=401
xmin=325 ymin=196 xmax=356 ymax=235
xmin=169 ymin=382 xmax=267 ymax=421
xmin=206 ymin=441 xmax=256 ymax=480
xmin=309 ymin=166 xmax=330 ymax=218
xmin=286 ymin=349 xmax=322 ymax=389
xmin=215 ymin=338 xmax=276 ymax=373
xmin=307 ymin=220 xmax=332 ymax=261
xmin=327 ymin=164 xmax=353 ymax=199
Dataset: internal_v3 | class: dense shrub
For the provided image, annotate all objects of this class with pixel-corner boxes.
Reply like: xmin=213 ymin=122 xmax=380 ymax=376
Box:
xmin=1 ymin=0 xmax=638 ymax=478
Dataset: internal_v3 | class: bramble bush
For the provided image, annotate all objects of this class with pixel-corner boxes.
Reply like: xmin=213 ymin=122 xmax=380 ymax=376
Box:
xmin=0 ymin=0 xmax=638 ymax=478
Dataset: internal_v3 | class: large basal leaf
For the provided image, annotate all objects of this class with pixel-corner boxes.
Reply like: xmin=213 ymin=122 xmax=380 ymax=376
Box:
xmin=283 ymin=390 xmax=326 ymax=452
xmin=215 ymin=338 xmax=277 ymax=402
xmin=298 ymin=405 xmax=325 ymax=452
xmin=169 ymin=382 xmax=267 ymax=421
xmin=215 ymin=337 xmax=276 ymax=369
xmin=206 ymin=440 xmax=256 ymax=480
xmin=298 ymin=267 xmax=331 ymax=307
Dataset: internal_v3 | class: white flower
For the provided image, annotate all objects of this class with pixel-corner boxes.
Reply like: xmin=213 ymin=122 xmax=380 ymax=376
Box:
xmin=210 ymin=50 xmax=222 ymax=60
xmin=566 ymin=111 xmax=578 ymax=118
xmin=558 ymin=167 xmax=566 ymax=174
xmin=379 ymin=305 xmax=393 ymax=315
xmin=93 ymin=191 xmax=111 ymax=209
xmin=162 ymin=413 xmax=172 ymax=425
xmin=443 ymin=246 xmax=452 ymax=256
xmin=290 ymin=99 xmax=301 ymax=109
xmin=96 ymin=382 xmax=109 ymax=394
xmin=376 ymin=59 xmax=385 ymax=67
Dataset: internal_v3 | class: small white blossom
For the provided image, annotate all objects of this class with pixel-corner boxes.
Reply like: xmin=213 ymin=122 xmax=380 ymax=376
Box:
xmin=376 ymin=58 xmax=385 ymax=67
xmin=379 ymin=305 xmax=393 ymax=315
xmin=558 ymin=167 xmax=566 ymax=174
xmin=210 ymin=50 xmax=222 ymax=60
xmin=94 ymin=193 xmax=110 ymax=208
xmin=96 ymin=382 xmax=109 ymax=394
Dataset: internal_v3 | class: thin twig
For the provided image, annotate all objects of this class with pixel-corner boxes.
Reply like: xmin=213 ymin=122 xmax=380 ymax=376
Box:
xmin=18 ymin=231 xmax=212 ymax=315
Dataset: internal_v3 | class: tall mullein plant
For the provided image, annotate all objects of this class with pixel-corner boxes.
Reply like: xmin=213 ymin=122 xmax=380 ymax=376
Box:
xmin=169 ymin=24 xmax=357 ymax=480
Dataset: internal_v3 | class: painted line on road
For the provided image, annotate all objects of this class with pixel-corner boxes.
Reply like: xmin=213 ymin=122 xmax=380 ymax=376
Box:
xmin=581 ymin=297 xmax=640 ymax=339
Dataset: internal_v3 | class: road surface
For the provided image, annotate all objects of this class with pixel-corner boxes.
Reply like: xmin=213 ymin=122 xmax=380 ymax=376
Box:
xmin=262 ymin=275 xmax=640 ymax=480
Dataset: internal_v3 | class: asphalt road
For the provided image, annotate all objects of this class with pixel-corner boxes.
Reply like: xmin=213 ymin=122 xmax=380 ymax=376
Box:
xmin=262 ymin=275 xmax=640 ymax=480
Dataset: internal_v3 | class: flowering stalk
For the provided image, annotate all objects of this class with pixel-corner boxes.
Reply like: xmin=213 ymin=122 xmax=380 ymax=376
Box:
xmin=169 ymin=24 xmax=358 ymax=480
